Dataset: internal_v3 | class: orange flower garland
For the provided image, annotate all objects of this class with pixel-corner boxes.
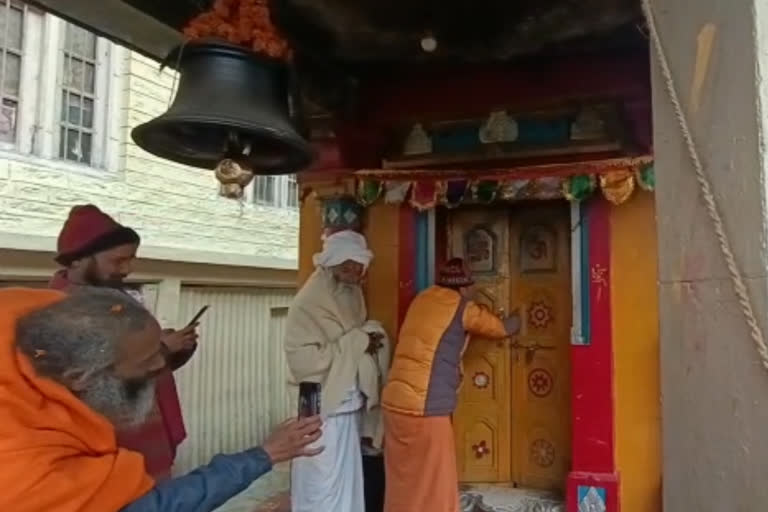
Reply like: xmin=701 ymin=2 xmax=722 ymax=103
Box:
xmin=183 ymin=0 xmax=292 ymax=60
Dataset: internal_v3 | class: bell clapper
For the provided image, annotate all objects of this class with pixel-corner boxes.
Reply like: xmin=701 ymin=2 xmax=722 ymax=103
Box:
xmin=215 ymin=142 xmax=256 ymax=197
xmin=222 ymin=131 xmax=255 ymax=176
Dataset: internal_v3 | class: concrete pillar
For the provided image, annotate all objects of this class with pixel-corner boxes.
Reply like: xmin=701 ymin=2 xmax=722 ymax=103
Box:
xmin=154 ymin=278 xmax=182 ymax=328
xmin=652 ymin=0 xmax=768 ymax=509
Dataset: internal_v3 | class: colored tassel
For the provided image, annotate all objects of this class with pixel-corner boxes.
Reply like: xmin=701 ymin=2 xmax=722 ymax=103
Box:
xmin=410 ymin=181 xmax=439 ymax=210
xmin=599 ymin=170 xmax=635 ymax=205
xmin=563 ymin=175 xmax=596 ymax=202
xmin=357 ymin=180 xmax=383 ymax=206
xmin=443 ymin=180 xmax=468 ymax=208
xmin=636 ymin=163 xmax=656 ymax=191
xmin=384 ymin=181 xmax=411 ymax=203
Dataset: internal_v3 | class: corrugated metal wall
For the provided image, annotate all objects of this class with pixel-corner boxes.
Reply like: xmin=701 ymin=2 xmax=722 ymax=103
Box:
xmin=174 ymin=286 xmax=296 ymax=474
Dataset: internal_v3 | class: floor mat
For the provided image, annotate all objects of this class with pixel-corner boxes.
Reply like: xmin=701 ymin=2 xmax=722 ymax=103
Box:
xmin=460 ymin=484 xmax=565 ymax=512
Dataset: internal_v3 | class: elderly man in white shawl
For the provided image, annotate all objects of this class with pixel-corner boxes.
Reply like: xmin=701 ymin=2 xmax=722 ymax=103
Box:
xmin=285 ymin=230 xmax=389 ymax=512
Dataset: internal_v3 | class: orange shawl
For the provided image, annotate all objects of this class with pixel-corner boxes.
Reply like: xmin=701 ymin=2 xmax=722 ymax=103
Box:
xmin=0 ymin=288 xmax=154 ymax=512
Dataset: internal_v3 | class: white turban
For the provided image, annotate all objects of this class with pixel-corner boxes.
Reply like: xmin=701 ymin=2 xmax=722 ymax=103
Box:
xmin=312 ymin=230 xmax=374 ymax=270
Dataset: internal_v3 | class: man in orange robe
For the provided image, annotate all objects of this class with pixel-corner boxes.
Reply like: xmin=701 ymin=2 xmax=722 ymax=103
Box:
xmin=381 ymin=258 xmax=522 ymax=512
xmin=0 ymin=287 xmax=322 ymax=512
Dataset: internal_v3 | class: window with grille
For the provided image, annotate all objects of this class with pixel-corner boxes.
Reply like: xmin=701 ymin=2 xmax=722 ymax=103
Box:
xmin=286 ymin=175 xmax=298 ymax=209
xmin=59 ymin=23 xmax=98 ymax=164
xmin=253 ymin=175 xmax=277 ymax=205
xmin=0 ymin=3 xmax=118 ymax=167
xmin=0 ymin=0 xmax=24 ymax=144
xmin=251 ymin=174 xmax=299 ymax=209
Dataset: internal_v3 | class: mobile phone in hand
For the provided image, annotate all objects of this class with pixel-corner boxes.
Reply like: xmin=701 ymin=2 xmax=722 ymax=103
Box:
xmin=298 ymin=382 xmax=321 ymax=419
xmin=187 ymin=305 xmax=209 ymax=328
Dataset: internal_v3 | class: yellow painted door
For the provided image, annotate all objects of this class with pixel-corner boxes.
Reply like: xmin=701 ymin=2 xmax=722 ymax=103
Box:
xmin=449 ymin=208 xmax=512 ymax=483
xmin=509 ymin=204 xmax=572 ymax=491
xmin=450 ymin=203 xmax=571 ymax=491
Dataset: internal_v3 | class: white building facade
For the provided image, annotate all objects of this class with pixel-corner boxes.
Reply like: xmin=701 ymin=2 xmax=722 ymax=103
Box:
xmin=0 ymin=0 xmax=298 ymax=476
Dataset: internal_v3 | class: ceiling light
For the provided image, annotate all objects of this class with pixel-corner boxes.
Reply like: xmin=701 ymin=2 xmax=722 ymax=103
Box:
xmin=420 ymin=34 xmax=437 ymax=53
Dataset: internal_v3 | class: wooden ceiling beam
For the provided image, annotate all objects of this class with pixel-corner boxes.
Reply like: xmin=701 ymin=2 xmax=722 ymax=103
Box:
xmin=26 ymin=0 xmax=182 ymax=62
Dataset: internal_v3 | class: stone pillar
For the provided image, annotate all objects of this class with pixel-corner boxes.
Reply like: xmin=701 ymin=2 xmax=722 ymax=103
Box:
xmin=652 ymin=0 xmax=768 ymax=510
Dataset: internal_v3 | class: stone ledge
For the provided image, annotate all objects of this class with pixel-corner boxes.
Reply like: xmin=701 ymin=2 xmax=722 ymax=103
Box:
xmin=0 ymin=233 xmax=297 ymax=270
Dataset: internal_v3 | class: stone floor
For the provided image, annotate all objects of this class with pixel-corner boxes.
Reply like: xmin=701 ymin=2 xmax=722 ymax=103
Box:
xmin=213 ymin=466 xmax=565 ymax=512
xmin=459 ymin=484 xmax=565 ymax=512
xmin=215 ymin=464 xmax=290 ymax=512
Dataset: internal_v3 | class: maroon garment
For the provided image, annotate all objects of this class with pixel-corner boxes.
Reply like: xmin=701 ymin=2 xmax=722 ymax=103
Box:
xmin=49 ymin=270 xmax=187 ymax=479
xmin=116 ymin=371 xmax=185 ymax=479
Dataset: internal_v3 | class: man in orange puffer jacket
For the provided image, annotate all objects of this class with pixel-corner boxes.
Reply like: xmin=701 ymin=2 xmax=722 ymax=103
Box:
xmin=381 ymin=258 xmax=521 ymax=512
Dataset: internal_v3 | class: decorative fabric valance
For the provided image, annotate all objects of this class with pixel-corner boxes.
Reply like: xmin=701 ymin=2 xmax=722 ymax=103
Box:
xmin=351 ymin=157 xmax=654 ymax=209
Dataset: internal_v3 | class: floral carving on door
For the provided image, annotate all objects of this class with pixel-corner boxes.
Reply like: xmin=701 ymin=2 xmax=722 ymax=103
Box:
xmin=528 ymin=368 xmax=554 ymax=398
xmin=511 ymin=208 xmax=571 ymax=492
xmin=529 ymin=299 xmax=555 ymax=329
xmin=530 ymin=439 xmax=556 ymax=468
xmin=472 ymin=440 xmax=491 ymax=459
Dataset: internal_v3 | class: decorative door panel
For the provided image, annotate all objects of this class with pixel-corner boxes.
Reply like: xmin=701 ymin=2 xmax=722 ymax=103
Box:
xmin=509 ymin=205 xmax=572 ymax=492
xmin=449 ymin=208 xmax=512 ymax=483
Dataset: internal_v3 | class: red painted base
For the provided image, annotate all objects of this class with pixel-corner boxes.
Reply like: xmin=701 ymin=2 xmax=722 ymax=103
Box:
xmin=566 ymin=471 xmax=620 ymax=512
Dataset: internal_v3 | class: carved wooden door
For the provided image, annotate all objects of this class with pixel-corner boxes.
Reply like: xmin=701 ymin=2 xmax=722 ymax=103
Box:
xmin=509 ymin=204 xmax=572 ymax=491
xmin=449 ymin=208 xmax=512 ymax=483
xmin=450 ymin=203 xmax=572 ymax=491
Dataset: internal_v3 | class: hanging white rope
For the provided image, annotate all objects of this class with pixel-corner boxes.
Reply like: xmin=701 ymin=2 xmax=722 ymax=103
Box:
xmin=641 ymin=0 xmax=768 ymax=370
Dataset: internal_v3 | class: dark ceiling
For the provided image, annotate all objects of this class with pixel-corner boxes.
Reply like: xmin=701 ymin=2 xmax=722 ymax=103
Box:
xmin=121 ymin=0 xmax=645 ymax=64
xmin=272 ymin=0 xmax=644 ymax=62
xmin=117 ymin=0 xmax=646 ymax=115
xmin=120 ymin=0 xmax=207 ymax=34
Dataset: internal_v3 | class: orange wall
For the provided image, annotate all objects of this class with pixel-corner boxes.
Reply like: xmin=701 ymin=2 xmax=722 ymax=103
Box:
xmin=610 ymin=193 xmax=662 ymax=512
xmin=297 ymin=195 xmax=401 ymax=341
xmin=298 ymin=194 xmax=325 ymax=285
xmin=362 ymin=202 xmax=401 ymax=340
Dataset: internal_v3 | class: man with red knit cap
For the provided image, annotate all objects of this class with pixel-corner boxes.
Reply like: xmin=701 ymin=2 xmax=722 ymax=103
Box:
xmin=51 ymin=204 xmax=143 ymax=289
xmin=50 ymin=204 xmax=198 ymax=480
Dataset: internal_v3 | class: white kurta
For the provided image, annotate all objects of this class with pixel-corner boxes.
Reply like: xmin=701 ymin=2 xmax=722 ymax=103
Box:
xmin=291 ymin=390 xmax=365 ymax=512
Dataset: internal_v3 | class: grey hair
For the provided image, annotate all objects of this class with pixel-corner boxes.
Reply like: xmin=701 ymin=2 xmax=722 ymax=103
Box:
xmin=16 ymin=287 xmax=154 ymax=383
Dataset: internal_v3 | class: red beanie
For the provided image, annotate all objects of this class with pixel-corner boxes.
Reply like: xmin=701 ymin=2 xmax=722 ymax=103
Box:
xmin=436 ymin=257 xmax=474 ymax=288
xmin=55 ymin=205 xmax=140 ymax=265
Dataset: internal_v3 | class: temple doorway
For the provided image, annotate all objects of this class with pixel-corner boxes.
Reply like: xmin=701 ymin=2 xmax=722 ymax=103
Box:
xmin=448 ymin=202 xmax=572 ymax=493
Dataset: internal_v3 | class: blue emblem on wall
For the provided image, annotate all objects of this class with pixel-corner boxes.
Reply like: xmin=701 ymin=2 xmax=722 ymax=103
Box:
xmin=577 ymin=485 xmax=606 ymax=512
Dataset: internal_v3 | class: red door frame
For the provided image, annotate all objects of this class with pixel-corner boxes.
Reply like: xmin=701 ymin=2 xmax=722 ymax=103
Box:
xmin=566 ymin=197 xmax=619 ymax=512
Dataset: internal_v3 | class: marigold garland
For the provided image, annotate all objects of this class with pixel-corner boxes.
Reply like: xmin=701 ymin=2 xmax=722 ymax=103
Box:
xmin=184 ymin=0 xmax=292 ymax=60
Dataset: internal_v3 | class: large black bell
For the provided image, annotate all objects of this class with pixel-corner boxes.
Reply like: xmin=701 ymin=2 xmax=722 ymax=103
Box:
xmin=131 ymin=39 xmax=313 ymax=174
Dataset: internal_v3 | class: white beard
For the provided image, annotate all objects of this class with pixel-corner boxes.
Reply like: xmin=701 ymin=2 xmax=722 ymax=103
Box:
xmin=78 ymin=374 xmax=156 ymax=427
xmin=333 ymin=281 xmax=367 ymax=329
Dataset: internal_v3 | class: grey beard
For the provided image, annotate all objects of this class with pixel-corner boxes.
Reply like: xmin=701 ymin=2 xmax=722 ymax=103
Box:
xmin=77 ymin=374 xmax=156 ymax=428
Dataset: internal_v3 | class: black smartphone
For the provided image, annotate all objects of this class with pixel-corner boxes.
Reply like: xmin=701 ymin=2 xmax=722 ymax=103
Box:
xmin=187 ymin=305 xmax=209 ymax=327
xmin=298 ymin=382 xmax=321 ymax=419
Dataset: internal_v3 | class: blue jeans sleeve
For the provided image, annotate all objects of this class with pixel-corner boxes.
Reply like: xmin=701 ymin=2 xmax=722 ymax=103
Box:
xmin=121 ymin=447 xmax=273 ymax=512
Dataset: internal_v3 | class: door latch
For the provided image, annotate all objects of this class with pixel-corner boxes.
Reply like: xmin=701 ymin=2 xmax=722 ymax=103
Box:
xmin=508 ymin=340 xmax=555 ymax=363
